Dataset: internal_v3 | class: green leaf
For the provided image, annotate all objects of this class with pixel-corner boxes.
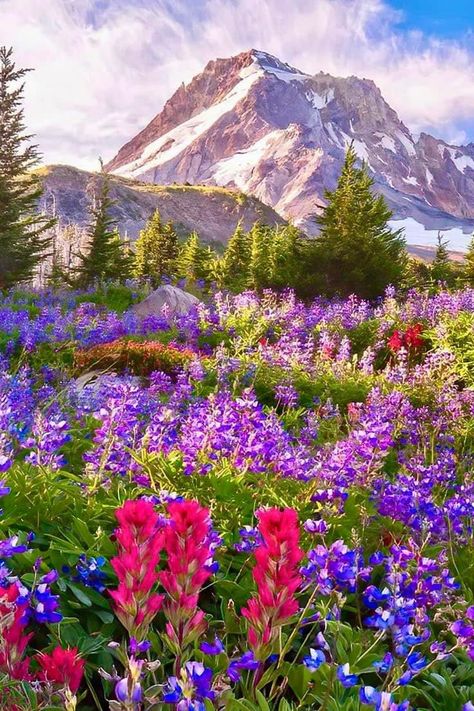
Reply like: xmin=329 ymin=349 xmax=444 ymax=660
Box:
xmin=93 ymin=609 xmax=114 ymax=624
xmin=256 ymin=690 xmax=271 ymax=711
xmin=66 ymin=583 xmax=93 ymax=607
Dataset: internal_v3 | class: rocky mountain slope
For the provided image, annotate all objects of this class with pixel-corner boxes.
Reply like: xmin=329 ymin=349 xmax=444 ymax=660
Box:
xmin=37 ymin=164 xmax=283 ymax=244
xmin=106 ymin=49 xmax=474 ymax=250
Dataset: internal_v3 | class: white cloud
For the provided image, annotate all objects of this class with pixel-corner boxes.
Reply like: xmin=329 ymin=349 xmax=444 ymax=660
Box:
xmin=1 ymin=0 xmax=473 ymax=168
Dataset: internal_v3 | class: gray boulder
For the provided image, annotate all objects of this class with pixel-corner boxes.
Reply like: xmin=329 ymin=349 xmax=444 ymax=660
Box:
xmin=132 ymin=284 xmax=201 ymax=319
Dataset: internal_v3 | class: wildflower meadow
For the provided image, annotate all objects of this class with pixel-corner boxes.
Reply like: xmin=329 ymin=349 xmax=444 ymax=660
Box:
xmin=0 ymin=283 xmax=473 ymax=710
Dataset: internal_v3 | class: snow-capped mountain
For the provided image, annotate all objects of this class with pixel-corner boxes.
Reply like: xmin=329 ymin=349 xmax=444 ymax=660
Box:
xmin=106 ymin=49 xmax=474 ymax=249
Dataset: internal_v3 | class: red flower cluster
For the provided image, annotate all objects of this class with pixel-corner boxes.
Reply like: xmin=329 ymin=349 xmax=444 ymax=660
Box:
xmin=110 ymin=500 xmax=164 ymax=639
xmin=388 ymin=323 xmax=424 ymax=353
xmin=0 ymin=583 xmax=32 ymax=680
xmin=36 ymin=646 xmax=85 ymax=693
xmin=75 ymin=339 xmax=195 ymax=377
xmin=241 ymin=508 xmax=303 ymax=658
xmin=160 ymin=500 xmax=214 ymax=654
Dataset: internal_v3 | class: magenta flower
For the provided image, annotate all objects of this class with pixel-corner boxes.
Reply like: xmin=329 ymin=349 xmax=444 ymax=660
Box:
xmin=110 ymin=500 xmax=164 ymax=640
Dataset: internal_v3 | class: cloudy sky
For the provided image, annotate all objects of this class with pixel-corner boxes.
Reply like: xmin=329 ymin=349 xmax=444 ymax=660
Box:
xmin=1 ymin=0 xmax=474 ymax=169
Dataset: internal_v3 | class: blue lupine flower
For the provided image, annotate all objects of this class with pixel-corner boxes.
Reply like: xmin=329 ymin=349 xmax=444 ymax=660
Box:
xmin=163 ymin=662 xmax=215 ymax=710
xmin=397 ymin=670 xmax=413 ymax=686
xmin=200 ymin=637 xmax=224 ymax=655
xmin=360 ymin=686 xmax=381 ymax=705
xmin=227 ymin=651 xmax=260 ymax=682
xmin=129 ymin=637 xmax=151 ymax=655
xmin=303 ymin=648 xmax=326 ymax=671
xmin=115 ymin=678 xmax=142 ymax=704
xmin=373 ymin=652 xmax=393 ymax=673
xmin=406 ymin=652 xmax=427 ymax=671
xmin=73 ymin=555 xmax=107 ymax=593
xmin=337 ymin=663 xmax=358 ymax=687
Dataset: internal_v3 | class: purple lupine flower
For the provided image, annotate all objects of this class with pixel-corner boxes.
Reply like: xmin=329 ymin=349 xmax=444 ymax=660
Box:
xmin=163 ymin=662 xmax=215 ymax=708
xmin=200 ymin=637 xmax=224 ymax=655
xmin=227 ymin=651 xmax=260 ymax=682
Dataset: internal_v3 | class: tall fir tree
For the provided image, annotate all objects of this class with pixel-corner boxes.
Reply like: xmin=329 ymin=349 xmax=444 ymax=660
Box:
xmin=313 ymin=145 xmax=407 ymax=299
xmin=0 ymin=46 xmax=55 ymax=288
xmin=463 ymin=233 xmax=474 ymax=286
xmin=178 ymin=231 xmax=215 ymax=284
xmin=75 ymin=167 xmax=130 ymax=286
xmin=134 ymin=210 xmax=179 ymax=283
xmin=270 ymin=224 xmax=305 ymax=290
xmin=134 ymin=209 xmax=163 ymax=279
xmin=431 ymin=232 xmax=455 ymax=286
xmin=107 ymin=228 xmax=134 ymax=281
xmin=221 ymin=221 xmax=252 ymax=290
xmin=248 ymin=222 xmax=271 ymax=290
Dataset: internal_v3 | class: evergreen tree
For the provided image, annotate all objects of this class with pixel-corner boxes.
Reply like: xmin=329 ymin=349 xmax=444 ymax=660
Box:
xmin=75 ymin=167 xmax=128 ymax=286
xmin=178 ymin=231 xmax=215 ymax=284
xmin=134 ymin=209 xmax=163 ymax=279
xmin=134 ymin=210 xmax=179 ymax=282
xmin=431 ymin=232 xmax=455 ymax=286
xmin=221 ymin=221 xmax=252 ymax=290
xmin=463 ymin=233 xmax=474 ymax=286
xmin=248 ymin=222 xmax=271 ymax=290
xmin=312 ymin=145 xmax=407 ymax=299
xmin=107 ymin=228 xmax=134 ymax=281
xmin=0 ymin=46 xmax=55 ymax=288
xmin=270 ymin=224 xmax=305 ymax=290
xmin=403 ymin=257 xmax=431 ymax=290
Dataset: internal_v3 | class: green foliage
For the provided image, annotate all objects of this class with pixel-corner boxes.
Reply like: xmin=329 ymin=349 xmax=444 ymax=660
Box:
xmin=463 ymin=233 xmax=474 ymax=287
xmin=249 ymin=222 xmax=272 ymax=290
xmin=177 ymin=231 xmax=217 ymax=285
xmin=219 ymin=222 xmax=307 ymax=294
xmin=0 ymin=46 xmax=55 ymax=288
xmin=311 ymin=145 xmax=407 ymax=299
xmin=431 ymin=232 xmax=457 ymax=287
xmin=134 ymin=209 xmax=179 ymax=282
xmin=75 ymin=169 xmax=132 ymax=286
xmin=221 ymin=221 xmax=252 ymax=291
xmin=427 ymin=311 xmax=474 ymax=385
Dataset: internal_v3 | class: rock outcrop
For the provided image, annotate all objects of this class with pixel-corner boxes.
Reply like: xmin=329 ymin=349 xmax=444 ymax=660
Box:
xmin=131 ymin=285 xmax=201 ymax=319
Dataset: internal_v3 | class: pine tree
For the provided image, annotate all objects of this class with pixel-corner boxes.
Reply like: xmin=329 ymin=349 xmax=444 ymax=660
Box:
xmin=248 ymin=222 xmax=271 ymax=290
xmin=178 ymin=231 xmax=215 ymax=284
xmin=270 ymin=224 xmax=305 ymax=290
xmin=463 ymin=233 xmax=474 ymax=286
xmin=0 ymin=46 xmax=55 ymax=288
xmin=312 ymin=145 xmax=407 ymax=299
xmin=160 ymin=220 xmax=179 ymax=278
xmin=134 ymin=210 xmax=179 ymax=283
xmin=431 ymin=232 xmax=454 ymax=286
xmin=106 ymin=229 xmax=134 ymax=281
xmin=221 ymin=221 xmax=252 ymax=290
xmin=134 ymin=209 xmax=163 ymax=279
xmin=75 ymin=167 xmax=126 ymax=287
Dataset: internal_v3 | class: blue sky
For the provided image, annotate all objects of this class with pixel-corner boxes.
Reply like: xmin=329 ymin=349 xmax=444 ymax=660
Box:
xmin=1 ymin=0 xmax=474 ymax=168
xmin=393 ymin=0 xmax=474 ymax=39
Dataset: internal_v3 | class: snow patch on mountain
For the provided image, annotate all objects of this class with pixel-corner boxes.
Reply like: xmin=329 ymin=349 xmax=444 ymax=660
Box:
xmin=212 ymin=130 xmax=286 ymax=188
xmin=115 ymin=65 xmax=263 ymax=178
xmin=376 ymin=133 xmax=396 ymax=153
xmin=396 ymin=131 xmax=416 ymax=157
xmin=306 ymin=88 xmax=334 ymax=110
xmin=451 ymin=152 xmax=474 ymax=173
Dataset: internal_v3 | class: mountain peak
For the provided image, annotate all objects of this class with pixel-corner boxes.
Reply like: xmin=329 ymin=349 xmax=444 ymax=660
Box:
xmin=105 ymin=49 xmax=474 ymax=246
xmin=250 ymin=50 xmax=309 ymax=79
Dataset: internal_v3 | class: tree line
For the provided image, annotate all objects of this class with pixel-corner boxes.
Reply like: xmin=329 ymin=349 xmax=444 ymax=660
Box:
xmin=2 ymin=45 xmax=474 ymax=300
